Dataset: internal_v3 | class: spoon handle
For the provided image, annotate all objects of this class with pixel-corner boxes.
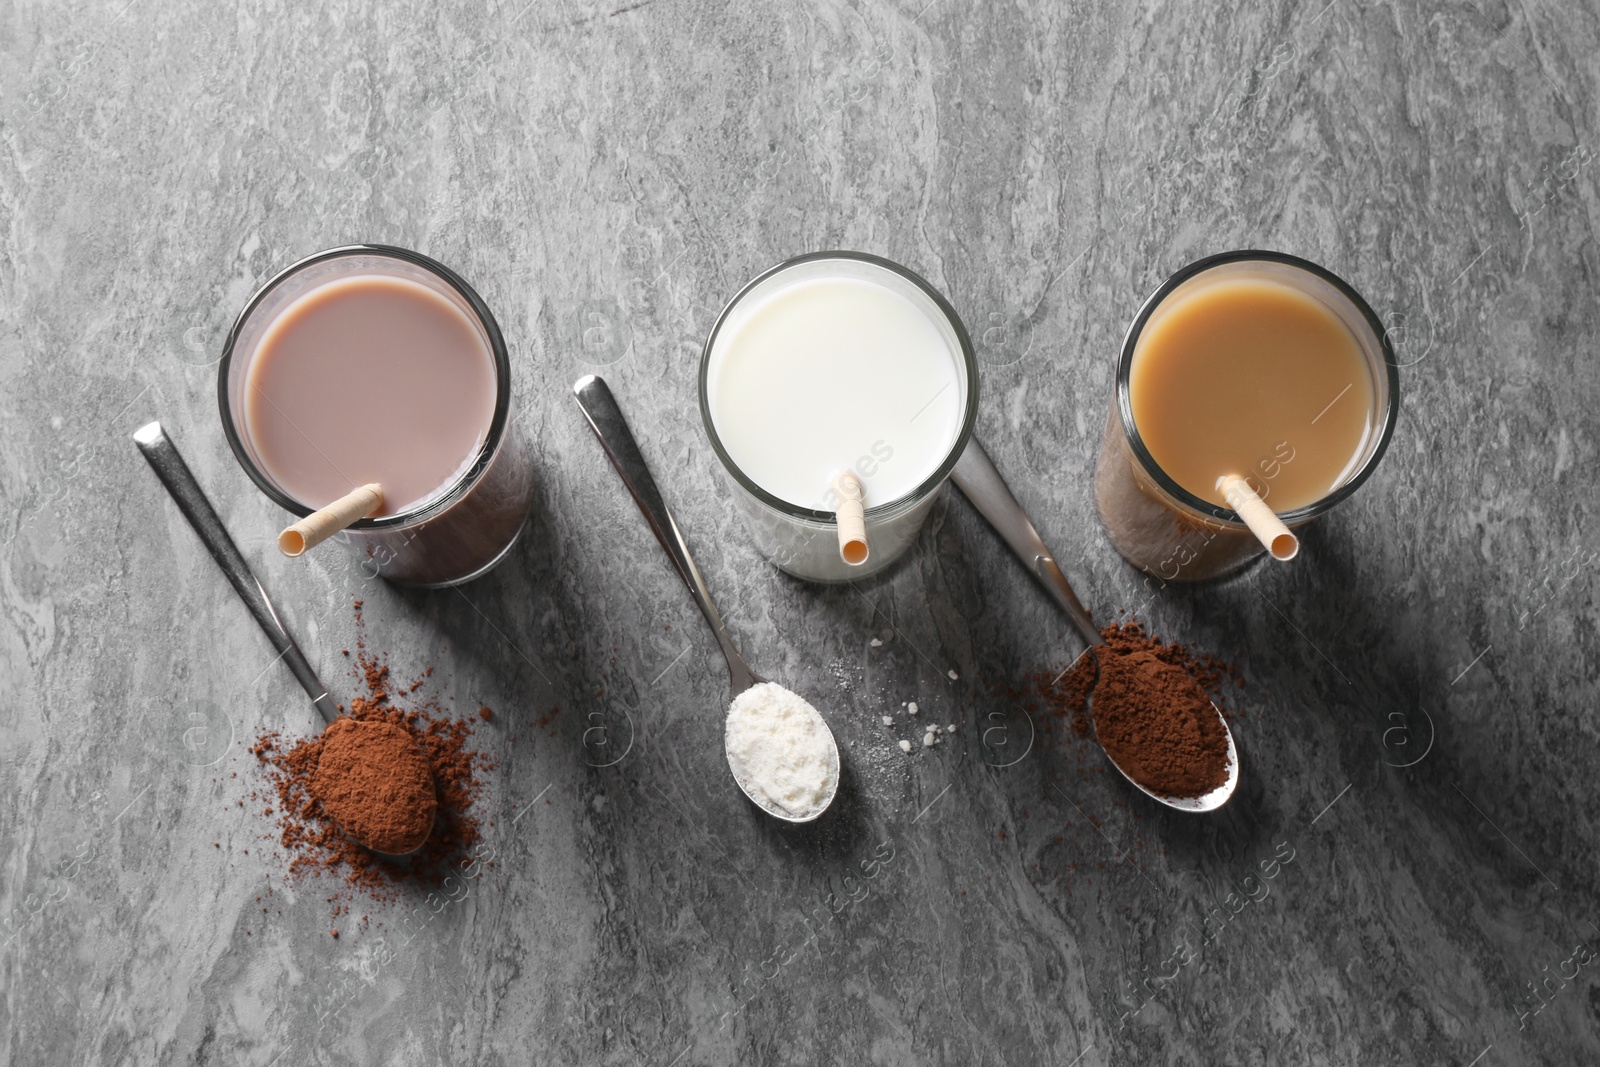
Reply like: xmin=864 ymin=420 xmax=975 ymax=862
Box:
xmin=951 ymin=437 xmax=1102 ymax=651
xmin=572 ymin=376 xmax=760 ymax=692
xmin=132 ymin=421 xmax=340 ymax=725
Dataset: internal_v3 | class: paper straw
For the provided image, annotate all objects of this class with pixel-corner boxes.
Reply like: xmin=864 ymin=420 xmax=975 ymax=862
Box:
xmin=278 ymin=483 xmax=384 ymax=557
xmin=1217 ymin=475 xmax=1298 ymax=562
xmin=831 ymin=471 xmax=869 ymax=566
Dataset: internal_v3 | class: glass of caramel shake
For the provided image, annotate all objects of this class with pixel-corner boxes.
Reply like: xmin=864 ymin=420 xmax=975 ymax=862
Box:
xmin=1095 ymin=250 xmax=1400 ymax=582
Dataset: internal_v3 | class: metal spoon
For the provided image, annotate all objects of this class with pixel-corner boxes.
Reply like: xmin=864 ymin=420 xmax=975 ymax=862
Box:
xmin=950 ymin=437 xmax=1238 ymax=812
xmin=132 ymin=421 xmax=437 ymax=853
xmin=572 ymin=375 xmax=840 ymax=823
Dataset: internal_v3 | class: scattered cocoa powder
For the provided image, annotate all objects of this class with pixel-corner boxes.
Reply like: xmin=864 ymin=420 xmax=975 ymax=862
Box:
xmin=1043 ymin=620 xmax=1239 ymax=800
xmin=249 ymin=600 xmax=492 ymax=909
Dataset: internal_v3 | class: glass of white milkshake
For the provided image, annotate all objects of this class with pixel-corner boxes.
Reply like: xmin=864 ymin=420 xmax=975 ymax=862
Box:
xmin=699 ymin=252 xmax=979 ymax=581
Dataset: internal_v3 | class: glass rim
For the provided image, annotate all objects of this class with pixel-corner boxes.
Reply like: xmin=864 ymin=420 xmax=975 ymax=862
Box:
xmin=698 ymin=250 xmax=981 ymax=522
xmin=1115 ymin=249 xmax=1402 ymax=526
xmin=216 ymin=244 xmax=512 ymax=530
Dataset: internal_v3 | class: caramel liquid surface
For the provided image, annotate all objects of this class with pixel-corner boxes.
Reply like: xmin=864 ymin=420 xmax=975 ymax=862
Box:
xmin=1129 ymin=276 xmax=1373 ymax=512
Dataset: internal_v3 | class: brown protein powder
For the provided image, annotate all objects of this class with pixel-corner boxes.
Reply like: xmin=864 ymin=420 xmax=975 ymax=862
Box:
xmin=310 ymin=718 xmax=437 ymax=855
xmin=1049 ymin=620 xmax=1238 ymax=799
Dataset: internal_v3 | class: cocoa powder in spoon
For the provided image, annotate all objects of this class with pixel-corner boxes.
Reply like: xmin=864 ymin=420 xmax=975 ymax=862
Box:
xmin=1092 ymin=646 xmax=1230 ymax=798
xmin=1050 ymin=620 xmax=1239 ymax=799
xmin=310 ymin=717 xmax=437 ymax=855
xmin=248 ymin=601 xmax=492 ymax=911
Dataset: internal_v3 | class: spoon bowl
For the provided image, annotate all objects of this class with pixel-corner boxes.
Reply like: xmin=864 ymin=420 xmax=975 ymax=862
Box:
xmin=1084 ymin=655 xmax=1239 ymax=813
xmin=346 ymin=815 xmax=435 ymax=860
xmin=573 ymin=376 xmax=840 ymax=824
xmin=313 ymin=716 xmax=437 ymax=857
xmin=951 ymin=438 xmax=1239 ymax=812
xmin=724 ymin=678 xmax=841 ymax=824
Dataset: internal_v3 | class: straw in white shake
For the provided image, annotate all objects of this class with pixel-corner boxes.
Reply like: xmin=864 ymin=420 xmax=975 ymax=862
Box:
xmin=831 ymin=471 xmax=869 ymax=566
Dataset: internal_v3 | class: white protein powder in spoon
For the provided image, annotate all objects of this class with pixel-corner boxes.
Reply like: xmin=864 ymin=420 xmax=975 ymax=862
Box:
xmin=725 ymin=683 xmax=838 ymax=818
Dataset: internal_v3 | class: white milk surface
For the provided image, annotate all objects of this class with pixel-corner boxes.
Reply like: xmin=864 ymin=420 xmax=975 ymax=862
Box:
xmin=708 ymin=276 xmax=963 ymax=511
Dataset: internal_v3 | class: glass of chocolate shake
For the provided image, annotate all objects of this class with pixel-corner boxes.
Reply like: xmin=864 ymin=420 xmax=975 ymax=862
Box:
xmin=219 ymin=245 xmax=534 ymax=587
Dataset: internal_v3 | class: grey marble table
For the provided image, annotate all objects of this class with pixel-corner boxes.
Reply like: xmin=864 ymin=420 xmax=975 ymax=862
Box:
xmin=4 ymin=0 xmax=1598 ymax=1063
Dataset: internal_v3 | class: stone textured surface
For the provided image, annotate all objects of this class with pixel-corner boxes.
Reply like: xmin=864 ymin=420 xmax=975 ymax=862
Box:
xmin=4 ymin=0 xmax=1599 ymax=1063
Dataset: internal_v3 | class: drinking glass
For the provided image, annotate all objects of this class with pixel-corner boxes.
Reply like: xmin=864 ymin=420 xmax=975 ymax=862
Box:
xmin=1094 ymin=250 xmax=1400 ymax=582
xmin=218 ymin=245 xmax=534 ymax=587
xmin=699 ymin=252 xmax=980 ymax=582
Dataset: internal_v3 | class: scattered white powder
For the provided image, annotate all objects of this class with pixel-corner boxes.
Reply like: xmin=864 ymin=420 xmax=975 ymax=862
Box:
xmin=725 ymin=683 xmax=838 ymax=818
xmin=826 ymin=660 xmax=857 ymax=691
xmin=908 ymin=701 xmax=919 ymax=716
xmin=898 ymin=739 xmax=912 ymax=753
xmin=947 ymin=670 xmax=959 ymax=681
